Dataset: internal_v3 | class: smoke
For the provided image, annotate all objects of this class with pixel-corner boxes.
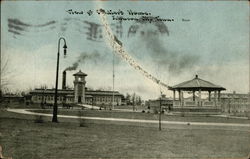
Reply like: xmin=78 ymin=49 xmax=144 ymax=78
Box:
xmin=135 ymin=24 xmax=200 ymax=75
xmin=64 ymin=51 xmax=101 ymax=71
xmin=64 ymin=62 xmax=79 ymax=71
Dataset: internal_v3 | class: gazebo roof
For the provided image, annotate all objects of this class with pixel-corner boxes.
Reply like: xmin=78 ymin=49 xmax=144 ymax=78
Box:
xmin=169 ymin=75 xmax=226 ymax=91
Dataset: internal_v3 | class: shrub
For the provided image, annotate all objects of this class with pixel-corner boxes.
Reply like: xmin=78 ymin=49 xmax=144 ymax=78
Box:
xmin=78 ymin=110 xmax=86 ymax=127
xmin=180 ymin=112 xmax=185 ymax=117
xmin=153 ymin=109 xmax=158 ymax=114
xmin=34 ymin=115 xmax=44 ymax=123
xmin=245 ymin=111 xmax=250 ymax=120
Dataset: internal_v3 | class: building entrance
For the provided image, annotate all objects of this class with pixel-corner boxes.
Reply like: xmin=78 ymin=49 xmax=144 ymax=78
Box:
xmin=78 ymin=96 xmax=82 ymax=103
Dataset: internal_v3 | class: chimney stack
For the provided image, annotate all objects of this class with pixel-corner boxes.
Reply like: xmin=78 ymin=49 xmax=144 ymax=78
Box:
xmin=62 ymin=70 xmax=66 ymax=90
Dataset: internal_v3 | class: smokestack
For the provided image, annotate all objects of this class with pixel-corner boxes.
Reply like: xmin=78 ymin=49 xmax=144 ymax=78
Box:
xmin=62 ymin=70 xmax=66 ymax=90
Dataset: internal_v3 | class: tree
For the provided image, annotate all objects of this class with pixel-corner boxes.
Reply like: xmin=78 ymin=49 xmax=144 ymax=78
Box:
xmin=0 ymin=56 xmax=12 ymax=101
xmin=137 ymin=96 xmax=142 ymax=106
xmin=132 ymin=93 xmax=136 ymax=111
xmin=125 ymin=93 xmax=131 ymax=105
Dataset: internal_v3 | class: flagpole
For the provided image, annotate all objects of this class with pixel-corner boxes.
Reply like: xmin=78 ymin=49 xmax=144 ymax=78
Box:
xmin=112 ymin=50 xmax=115 ymax=110
xmin=0 ymin=29 xmax=2 ymax=98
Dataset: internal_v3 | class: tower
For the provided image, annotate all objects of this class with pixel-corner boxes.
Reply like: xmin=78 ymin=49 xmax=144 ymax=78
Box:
xmin=73 ymin=70 xmax=87 ymax=104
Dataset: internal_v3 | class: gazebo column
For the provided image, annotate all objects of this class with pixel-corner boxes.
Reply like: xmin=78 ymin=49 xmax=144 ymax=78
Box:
xmin=214 ymin=90 xmax=217 ymax=108
xmin=173 ymin=90 xmax=176 ymax=107
xmin=173 ymin=90 xmax=176 ymax=101
xmin=208 ymin=91 xmax=211 ymax=101
xmin=178 ymin=90 xmax=181 ymax=101
xmin=181 ymin=91 xmax=184 ymax=107
xmin=198 ymin=89 xmax=201 ymax=107
xmin=192 ymin=91 xmax=195 ymax=101
xmin=218 ymin=90 xmax=221 ymax=106
xmin=178 ymin=90 xmax=181 ymax=107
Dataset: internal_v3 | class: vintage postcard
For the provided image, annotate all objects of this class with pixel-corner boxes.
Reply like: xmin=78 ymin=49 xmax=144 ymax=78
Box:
xmin=0 ymin=1 xmax=249 ymax=159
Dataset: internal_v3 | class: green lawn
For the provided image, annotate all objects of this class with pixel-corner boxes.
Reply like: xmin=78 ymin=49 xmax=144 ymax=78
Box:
xmin=0 ymin=109 xmax=249 ymax=159
xmin=30 ymin=109 xmax=250 ymax=124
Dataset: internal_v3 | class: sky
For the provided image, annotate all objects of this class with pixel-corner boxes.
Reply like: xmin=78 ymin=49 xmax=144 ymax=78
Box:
xmin=1 ymin=1 xmax=249 ymax=100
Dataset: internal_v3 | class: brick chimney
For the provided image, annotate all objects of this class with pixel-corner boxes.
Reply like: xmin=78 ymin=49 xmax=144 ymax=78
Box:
xmin=62 ymin=70 xmax=66 ymax=90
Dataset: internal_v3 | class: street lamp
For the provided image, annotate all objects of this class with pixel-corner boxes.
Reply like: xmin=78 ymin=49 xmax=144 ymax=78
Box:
xmin=159 ymin=92 xmax=162 ymax=131
xmin=52 ymin=37 xmax=67 ymax=123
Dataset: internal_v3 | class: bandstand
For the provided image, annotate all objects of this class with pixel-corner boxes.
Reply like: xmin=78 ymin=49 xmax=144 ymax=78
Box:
xmin=169 ymin=75 xmax=226 ymax=112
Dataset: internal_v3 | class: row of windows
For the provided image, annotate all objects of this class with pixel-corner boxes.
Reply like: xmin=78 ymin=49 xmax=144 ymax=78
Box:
xmin=33 ymin=95 xmax=74 ymax=101
xmin=222 ymin=105 xmax=249 ymax=109
xmin=221 ymin=99 xmax=248 ymax=102
xmin=33 ymin=95 xmax=121 ymax=102
xmin=93 ymin=96 xmax=120 ymax=102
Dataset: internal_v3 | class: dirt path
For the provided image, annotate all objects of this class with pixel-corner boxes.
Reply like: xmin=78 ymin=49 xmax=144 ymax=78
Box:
xmin=7 ymin=108 xmax=250 ymax=128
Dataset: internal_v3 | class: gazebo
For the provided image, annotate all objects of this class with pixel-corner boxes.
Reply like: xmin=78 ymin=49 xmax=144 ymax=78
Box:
xmin=169 ymin=75 xmax=226 ymax=109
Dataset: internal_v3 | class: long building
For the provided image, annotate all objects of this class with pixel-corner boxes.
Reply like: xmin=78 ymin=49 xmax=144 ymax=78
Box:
xmin=146 ymin=95 xmax=173 ymax=113
xmin=217 ymin=91 xmax=250 ymax=114
xmin=146 ymin=92 xmax=250 ymax=115
xmin=30 ymin=70 xmax=124 ymax=106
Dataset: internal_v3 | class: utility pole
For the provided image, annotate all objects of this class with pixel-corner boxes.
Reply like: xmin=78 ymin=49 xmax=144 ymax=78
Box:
xmin=159 ymin=91 xmax=162 ymax=131
xmin=0 ymin=25 xmax=2 ymax=99
xmin=0 ymin=52 xmax=1 ymax=99
xmin=112 ymin=50 xmax=115 ymax=110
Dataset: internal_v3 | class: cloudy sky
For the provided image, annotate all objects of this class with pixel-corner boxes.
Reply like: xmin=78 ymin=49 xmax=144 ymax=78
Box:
xmin=1 ymin=1 xmax=249 ymax=99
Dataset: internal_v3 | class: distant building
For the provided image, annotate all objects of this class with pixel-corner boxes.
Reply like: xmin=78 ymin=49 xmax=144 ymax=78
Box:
xmin=1 ymin=94 xmax=24 ymax=104
xmin=30 ymin=70 xmax=124 ymax=106
xmin=146 ymin=95 xmax=173 ymax=112
xmin=215 ymin=91 xmax=250 ymax=114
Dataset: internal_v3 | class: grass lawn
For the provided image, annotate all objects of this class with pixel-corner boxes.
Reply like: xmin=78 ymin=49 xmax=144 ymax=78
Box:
xmin=0 ymin=109 xmax=250 ymax=159
xmin=30 ymin=109 xmax=250 ymax=124
xmin=0 ymin=102 xmax=42 ymax=109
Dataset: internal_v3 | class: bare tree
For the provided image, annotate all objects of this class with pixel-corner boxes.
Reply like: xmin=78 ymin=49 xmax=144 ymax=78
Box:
xmin=132 ymin=93 xmax=136 ymax=111
xmin=137 ymin=96 xmax=142 ymax=106
xmin=0 ymin=56 xmax=12 ymax=100
xmin=125 ymin=93 xmax=131 ymax=105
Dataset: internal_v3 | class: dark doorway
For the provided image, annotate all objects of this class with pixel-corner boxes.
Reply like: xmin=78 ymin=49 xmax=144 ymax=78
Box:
xmin=78 ymin=96 xmax=82 ymax=103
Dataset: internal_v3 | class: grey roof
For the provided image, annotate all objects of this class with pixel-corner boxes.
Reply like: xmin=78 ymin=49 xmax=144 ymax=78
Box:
xmin=85 ymin=95 xmax=93 ymax=98
xmin=73 ymin=70 xmax=87 ymax=76
xmin=219 ymin=93 xmax=249 ymax=99
xmin=30 ymin=89 xmax=123 ymax=97
xmin=169 ymin=75 xmax=226 ymax=91
xmin=86 ymin=90 xmax=124 ymax=96
xmin=30 ymin=89 xmax=74 ymax=95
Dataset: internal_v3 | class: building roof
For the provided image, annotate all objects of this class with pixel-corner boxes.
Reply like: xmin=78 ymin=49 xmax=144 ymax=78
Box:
xmin=86 ymin=90 xmax=124 ymax=96
xmin=73 ymin=70 xmax=87 ymax=76
xmin=219 ymin=93 xmax=249 ymax=99
xmin=169 ymin=75 xmax=226 ymax=91
xmin=148 ymin=97 xmax=173 ymax=102
xmin=85 ymin=95 xmax=93 ymax=98
xmin=30 ymin=89 xmax=124 ymax=97
xmin=30 ymin=89 xmax=74 ymax=95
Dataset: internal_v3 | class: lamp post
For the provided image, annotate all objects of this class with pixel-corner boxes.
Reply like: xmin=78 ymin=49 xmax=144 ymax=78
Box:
xmin=159 ymin=92 xmax=162 ymax=131
xmin=52 ymin=37 xmax=67 ymax=123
